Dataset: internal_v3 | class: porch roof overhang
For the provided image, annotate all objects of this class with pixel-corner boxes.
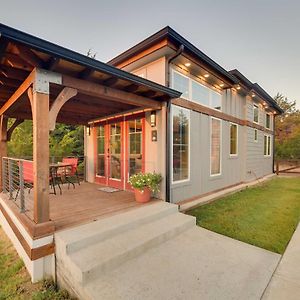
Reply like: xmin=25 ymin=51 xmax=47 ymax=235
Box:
xmin=0 ymin=23 xmax=182 ymax=125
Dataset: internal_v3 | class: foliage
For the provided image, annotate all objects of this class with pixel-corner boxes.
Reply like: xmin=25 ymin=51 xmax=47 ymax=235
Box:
xmin=0 ymin=227 xmax=74 ymax=299
xmin=188 ymin=178 xmax=300 ymax=254
xmin=274 ymin=93 xmax=300 ymax=159
xmin=129 ymin=172 xmax=162 ymax=193
xmin=7 ymin=121 xmax=84 ymax=159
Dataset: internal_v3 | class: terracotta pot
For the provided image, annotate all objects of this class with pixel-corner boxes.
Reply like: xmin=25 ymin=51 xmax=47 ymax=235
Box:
xmin=134 ymin=187 xmax=151 ymax=203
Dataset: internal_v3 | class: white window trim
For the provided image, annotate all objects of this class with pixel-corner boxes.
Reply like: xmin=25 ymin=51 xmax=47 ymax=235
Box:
xmin=264 ymin=134 xmax=272 ymax=157
xmin=171 ymin=68 xmax=222 ymax=111
xmin=253 ymin=104 xmax=259 ymax=124
xmin=171 ymin=69 xmax=190 ymax=100
xmin=229 ymin=122 xmax=238 ymax=157
xmin=254 ymin=129 xmax=258 ymax=143
xmin=210 ymin=117 xmax=222 ymax=177
xmin=265 ymin=112 xmax=271 ymax=129
xmin=171 ymin=105 xmax=191 ymax=184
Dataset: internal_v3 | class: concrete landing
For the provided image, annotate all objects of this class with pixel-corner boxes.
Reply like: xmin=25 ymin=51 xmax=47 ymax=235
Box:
xmin=263 ymin=223 xmax=300 ymax=300
xmin=85 ymin=227 xmax=280 ymax=300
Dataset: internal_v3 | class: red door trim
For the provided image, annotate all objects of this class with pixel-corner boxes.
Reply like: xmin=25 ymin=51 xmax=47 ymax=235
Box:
xmin=125 ymin=117 xmax=146 ymax=190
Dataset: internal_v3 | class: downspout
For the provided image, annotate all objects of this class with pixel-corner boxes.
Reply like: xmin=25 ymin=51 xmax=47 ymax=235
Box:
xmin=273 ymin=113 xmax=277 ymax=173
xmin=165 ymin=45 xmax=184 ymax=202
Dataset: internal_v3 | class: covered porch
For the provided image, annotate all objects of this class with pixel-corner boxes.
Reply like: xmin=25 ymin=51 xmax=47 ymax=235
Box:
xmin=0 ymin=23 xmax=180 ymax=282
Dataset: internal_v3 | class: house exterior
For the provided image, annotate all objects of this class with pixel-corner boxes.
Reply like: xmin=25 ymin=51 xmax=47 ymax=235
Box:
xmin=85 ymin=26 xmax=283 ymax=203
xmin=0 ymin=23 xmax=282 ymax=283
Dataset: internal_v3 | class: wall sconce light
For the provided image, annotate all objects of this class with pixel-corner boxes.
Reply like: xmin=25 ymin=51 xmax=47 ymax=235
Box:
xmin=150 ymin=111 xmax=156 ymax=127
xmin=86 ymin=125 xmax=91 ymax=136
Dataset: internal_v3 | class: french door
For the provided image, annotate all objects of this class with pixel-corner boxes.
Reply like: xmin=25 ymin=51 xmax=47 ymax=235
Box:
xmin=95 ymin=116 xmax=145 ymax=190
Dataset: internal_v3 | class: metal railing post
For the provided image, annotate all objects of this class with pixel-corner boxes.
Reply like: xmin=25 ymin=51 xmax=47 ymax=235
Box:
xmin=84 ymin=155 xmax=87 ymax=182
xmin=19 ymin=160 xmax=25 ymax=213
xmin=2 ymin=158 xmax=6 ymax=193
xmin=8 ymin=159 xmax=13 ymax=199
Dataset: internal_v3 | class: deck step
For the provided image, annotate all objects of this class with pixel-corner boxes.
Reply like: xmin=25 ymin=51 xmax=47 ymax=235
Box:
xmin=69 ymin=212 xmax=195 ymax=284
xmin=55 ymin=201 xmax=178 ymax=255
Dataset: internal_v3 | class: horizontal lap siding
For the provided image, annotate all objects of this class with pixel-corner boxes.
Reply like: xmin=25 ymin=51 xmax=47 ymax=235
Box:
xmin=245 ymin=98 xmax=273 ymax=181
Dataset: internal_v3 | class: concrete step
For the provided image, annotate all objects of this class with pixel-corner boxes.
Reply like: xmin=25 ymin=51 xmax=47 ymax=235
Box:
xmin=55 ymin=202 xmax=178 ymax=255
xmin=70 ymin=212 xmax=195 ymax=284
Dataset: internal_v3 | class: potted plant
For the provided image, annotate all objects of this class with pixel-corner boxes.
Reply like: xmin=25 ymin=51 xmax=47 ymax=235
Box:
xmin=129 ymin=172 xmax=162 ymax=203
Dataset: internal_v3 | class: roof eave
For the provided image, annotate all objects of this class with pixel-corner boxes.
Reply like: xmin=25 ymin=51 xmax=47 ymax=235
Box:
xmin=0 ymin=23 xmax=181 ymax=99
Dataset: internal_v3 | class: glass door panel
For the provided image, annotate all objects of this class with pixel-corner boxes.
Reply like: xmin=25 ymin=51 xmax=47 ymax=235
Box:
xmin=128 ymin=119 xmax=143 ymax=177
xmin=96 ymin=125 xmax=105 ymax=177
xmin=109 ymin=123 xmax=122 ymax=180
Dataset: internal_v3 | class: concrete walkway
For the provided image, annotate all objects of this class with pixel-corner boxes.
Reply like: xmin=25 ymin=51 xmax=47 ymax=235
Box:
xmin=263 ymin=223 xmax=300 ymax=300
xmin=85 ymin=227 xmax=280 ymax=300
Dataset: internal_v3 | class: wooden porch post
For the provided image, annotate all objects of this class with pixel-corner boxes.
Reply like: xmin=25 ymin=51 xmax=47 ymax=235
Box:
xmin=32 ymin=90 xmax=50 ymax=223
xmin=0 ymin=115 xmax=8 ymax=191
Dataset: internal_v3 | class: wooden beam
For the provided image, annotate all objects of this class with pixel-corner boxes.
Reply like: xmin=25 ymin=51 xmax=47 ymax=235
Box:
xmin=32 ymin=91 xmax=49 ymax=223
xmin=0 ymin=115 xmax=8 ymax=191
xmin=3 ymin=52 xmax=32 ymax=68
xmin=62 ymin=75 xmax=160 ymax=108
xmin=15 ymin=45 xmax=45 ymax=68
xmin=0 ymin=69 xmax=35 ymax=115
xmin=6 ymin=118 xmax=24 ymax=141
xmin=0 ymin=65 xmax=30 ymax=81
xmin=140 ymin=90 xmax=157 ymax=98
xmin=47 ymin=57 xmax=60 ymax=71
xmin=124 ymin=84 xmax=139 ymax=92
xmin=0 ymin=39 xmax=9 ymax=57
xmin=79 ymin=68 xmax=95 ymax=80
xmin=0 ymin=76 xmax=22 ymax=88
xmin=49 ymin=87 xmax=78 ymax=130
xmin=103 ymin=77 xmax=118 ymax=87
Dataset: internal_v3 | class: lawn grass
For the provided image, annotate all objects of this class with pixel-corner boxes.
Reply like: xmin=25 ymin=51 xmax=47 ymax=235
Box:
xmin=0 ymin=226 xmax=74 ymax=300
xmin=188 ymin=177 xmax=300 ymax=254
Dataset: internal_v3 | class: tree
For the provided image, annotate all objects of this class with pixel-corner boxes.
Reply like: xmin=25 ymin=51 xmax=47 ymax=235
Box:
xmin=274 ymin=93 xmax=300 ymax=159
xmin=7 ymin=120 xmax=84 ymax=159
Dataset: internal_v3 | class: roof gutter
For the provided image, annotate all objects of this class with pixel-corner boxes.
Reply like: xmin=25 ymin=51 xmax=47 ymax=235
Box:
xmin=165 ymin=44 xmax=184 ymax=203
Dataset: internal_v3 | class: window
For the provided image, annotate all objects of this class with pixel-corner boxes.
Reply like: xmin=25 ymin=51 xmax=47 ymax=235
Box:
xmin=264 ymin=135 xmax=272 ymax=156
xmin=128 ymin=119 xmax=143 ymax=177
xmin=172 ymin=106 xmax=190 ymax=182
xmin=172 ymin=71 xmax=189 ymax=99
xmin=266 ymin=113 xmax=271 ymax=129
xmin=230 ymin=123 xmax=238 ymax=156
xmin=191 ymin=80 xmax=209 ymax=106
xmin=172 ymin=69 xmax=222 ymax=110
xmin=211 ymin=118 xmax=221 ymax=175
xmin=254 ymin=129 xmax=258 ymax=142
xmin=211 ymin=90 xmax=222 ymax=110
xmin=253 ymin=104 xmax=259 ymax=123
xmin=96 ymin=125 xmax=105 ymax=176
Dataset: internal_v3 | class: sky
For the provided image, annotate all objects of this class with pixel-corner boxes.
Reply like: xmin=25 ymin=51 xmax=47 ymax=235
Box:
xmin=1 ymin=0 xmax=299 ymax=106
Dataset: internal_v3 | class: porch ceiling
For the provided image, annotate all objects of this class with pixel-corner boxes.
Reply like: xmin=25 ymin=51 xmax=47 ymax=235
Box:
xmin=0 ymin=23 xmax=181 ymax=125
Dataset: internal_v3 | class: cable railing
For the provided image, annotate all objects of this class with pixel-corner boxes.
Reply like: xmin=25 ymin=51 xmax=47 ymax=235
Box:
xmin=2 ymin=156 xmax=87 ymax=218
xmin=2 ymin=157 xmax=32 ymax=214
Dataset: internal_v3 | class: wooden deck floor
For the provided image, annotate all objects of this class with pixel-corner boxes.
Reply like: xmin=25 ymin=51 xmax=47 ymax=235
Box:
xmin=14 ymin=182 xmax=156 ymax=231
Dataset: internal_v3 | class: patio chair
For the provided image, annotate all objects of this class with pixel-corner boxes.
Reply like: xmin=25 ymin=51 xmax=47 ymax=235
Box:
xmin=62 ymin=157 xmax=80 ymax=189
xmin=15 ymin=160 xmax=61 ymax=199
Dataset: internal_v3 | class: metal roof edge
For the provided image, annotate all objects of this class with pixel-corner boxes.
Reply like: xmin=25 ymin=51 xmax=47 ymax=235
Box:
xmin=0 ymin=23 xmax=181 ymax=99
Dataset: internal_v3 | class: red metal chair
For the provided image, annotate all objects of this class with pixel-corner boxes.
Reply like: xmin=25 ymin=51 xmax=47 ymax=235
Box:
xmin=62 ymin=157 xmax=80 ymax=188
xmin=15 ymin=160 xmax=60 ymax=199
